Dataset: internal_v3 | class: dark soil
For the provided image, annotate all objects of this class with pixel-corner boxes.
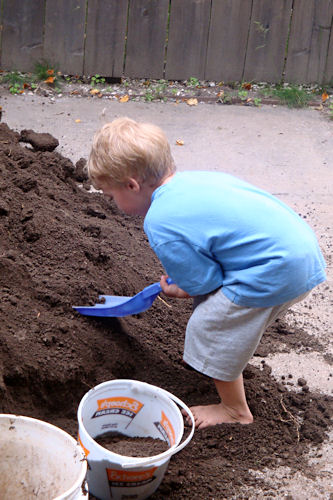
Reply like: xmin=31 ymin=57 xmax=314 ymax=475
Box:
xmin=95 ymin=432 xmax=169 ymax=457
xmin=0 ymin=122 xmax=332 ymax=499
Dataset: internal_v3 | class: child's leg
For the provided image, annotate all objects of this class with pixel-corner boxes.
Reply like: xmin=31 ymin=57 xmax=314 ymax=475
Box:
xmin=188 ymin=374 xmax=253 ymax=429
xmin=183 ymin=289 xmax=310 ymax=429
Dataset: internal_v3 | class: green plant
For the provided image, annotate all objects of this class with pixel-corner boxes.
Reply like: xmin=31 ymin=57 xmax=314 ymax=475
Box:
xmin=91 ymin=74 xmax=106 ymax=87
xmin=1 ymin=71 xmax=26 ymax=86
xmin=254 ymin=97 xmax=262 ymax=107
xmin=254 ymin=21 xmax=269 ymax=35
xmin=254 ymin=21 xmax=270 ymax=50
xmin=217 ymin=94 xmax=232 ymax=104
xmin=272 ymin=85 xmax=311 ymax=108
xmin=260 ymin=86 xmax=275 ymax=98
xmin=33 ymin=60 xmax=58 ymax=84
xmin=187 ymin=76 xmax=199 ymax=87
xmin=153 ymin=82 xmax=167 ymax=98
xmin=9 ymin=82 xmax=23 ymax=94
xmin=238 ymin=90 xmax=248 ymax=101
xmin=144 ymin=90 xmax=154 ymax=102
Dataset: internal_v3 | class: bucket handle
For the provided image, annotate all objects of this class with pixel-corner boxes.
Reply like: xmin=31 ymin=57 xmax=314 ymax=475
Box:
xmin=121 ymin=387 xmax=195 ymax=469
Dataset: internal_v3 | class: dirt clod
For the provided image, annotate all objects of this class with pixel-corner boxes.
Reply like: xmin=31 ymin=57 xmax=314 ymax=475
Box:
xmin=19 ymin=129 xmax=59 ymax=151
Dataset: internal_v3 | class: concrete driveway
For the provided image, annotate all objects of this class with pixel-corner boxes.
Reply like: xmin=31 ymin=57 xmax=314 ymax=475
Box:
xmin=2 ymin=91 xmax=333 ymax=498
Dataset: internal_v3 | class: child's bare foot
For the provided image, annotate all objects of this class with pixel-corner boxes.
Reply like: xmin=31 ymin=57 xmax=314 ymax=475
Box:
xmin=185 ymin=402 xmax=253 ymax=429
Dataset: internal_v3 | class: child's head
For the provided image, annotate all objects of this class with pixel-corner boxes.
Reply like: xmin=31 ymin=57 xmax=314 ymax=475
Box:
xmin=88 ymin=117 xmax=176 ymax=189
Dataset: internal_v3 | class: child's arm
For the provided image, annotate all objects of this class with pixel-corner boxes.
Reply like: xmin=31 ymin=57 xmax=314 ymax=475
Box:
xmin=160 ymin=275 xmax=191 ymax=299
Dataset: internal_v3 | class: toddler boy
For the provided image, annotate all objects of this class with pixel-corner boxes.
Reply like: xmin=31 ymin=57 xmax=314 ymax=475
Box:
xmin=88 ymin=117 xmax=326 ymax=429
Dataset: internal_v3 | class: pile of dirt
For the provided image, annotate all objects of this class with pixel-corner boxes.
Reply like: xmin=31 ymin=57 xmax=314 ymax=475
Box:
xmin=0 ymin=123 xmax=331 ymax=498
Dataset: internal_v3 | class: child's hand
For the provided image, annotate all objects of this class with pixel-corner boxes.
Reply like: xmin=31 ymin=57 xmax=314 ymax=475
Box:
xmin=160 ymin=275 xmax=190 ymax=299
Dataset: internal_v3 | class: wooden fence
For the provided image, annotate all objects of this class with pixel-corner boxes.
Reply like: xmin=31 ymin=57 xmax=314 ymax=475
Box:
xmin=0 ymin=0 xmax=332 ymax=84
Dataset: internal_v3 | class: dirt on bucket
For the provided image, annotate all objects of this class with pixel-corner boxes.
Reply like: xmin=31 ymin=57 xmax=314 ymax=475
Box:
xmin=0 ymin=122 xmax=332 ymax=499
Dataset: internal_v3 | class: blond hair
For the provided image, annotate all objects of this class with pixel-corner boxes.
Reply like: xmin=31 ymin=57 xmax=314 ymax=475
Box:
xmin=88 ymin=117 xmax=175 ymax=187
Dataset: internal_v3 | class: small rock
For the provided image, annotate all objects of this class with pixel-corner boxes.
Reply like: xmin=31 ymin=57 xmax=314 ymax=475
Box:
xmin=297 ymin=377 xmax=307 ymax=387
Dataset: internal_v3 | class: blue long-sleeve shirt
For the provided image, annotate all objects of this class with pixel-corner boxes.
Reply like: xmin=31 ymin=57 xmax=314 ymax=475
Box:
xmin=144 ymin=171 xmax=326 ymax=307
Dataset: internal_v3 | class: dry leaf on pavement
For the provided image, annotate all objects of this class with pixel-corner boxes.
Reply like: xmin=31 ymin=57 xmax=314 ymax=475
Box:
xmin=186 ymin=98 xmax=198 ymax=106
xmin=119 ymin=95 xmax=129 ymax=103
xmin=44 ymin=76 xmax=55 ymax=84
xmin=321 ymin=91 xmax=329 ymax=103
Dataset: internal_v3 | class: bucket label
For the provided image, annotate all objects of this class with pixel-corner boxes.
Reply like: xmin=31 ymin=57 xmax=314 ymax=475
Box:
xmin=106 ymin=467 xmax=157 ymax=488
xmin=78 ymin=433 xmax=90 ymax=457
xmin=92 ymin=397 xmax=144 ymax=419
xmin=154 ymin=411 xmax=175 ymax=446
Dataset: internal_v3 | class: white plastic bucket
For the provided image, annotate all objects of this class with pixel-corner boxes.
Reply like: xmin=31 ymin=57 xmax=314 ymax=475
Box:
xmin=0 ymin=414 xmax=88 ymax=500
xmin=77 ymin=379 xmax=195 ymax=500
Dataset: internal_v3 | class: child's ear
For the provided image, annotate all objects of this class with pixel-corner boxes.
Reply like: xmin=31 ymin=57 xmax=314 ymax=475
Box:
xmin=125 ymin=177 xmax=140 ymax=192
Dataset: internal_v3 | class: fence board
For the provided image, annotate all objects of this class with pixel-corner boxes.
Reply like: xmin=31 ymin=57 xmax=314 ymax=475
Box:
xmin=125 ymin=0 xmax=169 ymax=79
xmin=205 ymin=0 xmax=252 ymax=82
xmin=165 ymin=0 xmax=211 ymax=80
xmin=285 ymin=0 xmax=333 ymax=84
xmin=44 ymin=0 xmax=86 ymax=75
xmin=1 ymin=0 xmax=44 ymax=72
xmin=243 ymin=0 xmax=292 ymax=83
xmin=84 ymin=0 xmax=128 ymax=77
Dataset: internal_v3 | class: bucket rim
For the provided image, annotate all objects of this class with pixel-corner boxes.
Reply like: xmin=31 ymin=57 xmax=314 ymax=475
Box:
xmin=77 ymin=379 xmax=195 ymax=468
xmin=0 ymin=413 xmax=88 ymax=500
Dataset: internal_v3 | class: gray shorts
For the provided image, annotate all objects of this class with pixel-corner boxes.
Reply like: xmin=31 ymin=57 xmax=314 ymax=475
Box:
xmin=183 ymin=288 xmax=309 ymax=381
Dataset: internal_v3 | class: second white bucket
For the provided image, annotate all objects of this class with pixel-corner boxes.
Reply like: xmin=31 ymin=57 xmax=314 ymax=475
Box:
xmin=0 ymin=414 xmax=88 ymax=500
xmin=77 ymin=379 xmax=195 ymax=500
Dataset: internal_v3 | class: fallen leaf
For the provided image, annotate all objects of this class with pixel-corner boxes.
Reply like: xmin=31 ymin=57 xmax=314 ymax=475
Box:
xmin=90 ymin=88 xmax=100 ymax=95
xmin=217 ymin=90 xmax=224 ymax=98
xmin=75 ymin=119 xmax=81 ymax=123
xmin=186 ymin=98 xmax=198 ymax=106
xmin=44 ymin=76 xmax=55 ymax=84
xmin=314 ymin=104 xmax=323 ymax=111
xmin=23 ymin=83 xmax=30 ymax=89
xmin=119 ymin=95 xmax=129 ymax=103
xmin=47 ymin=69 xmax=54 ymax=75
xmin=242 ymin=82 xmax=252 ymax=90
xmin=176 ymin=139 xmax=184 ymax=146
xmin=322 ymin=91 xmax=329 ymax=102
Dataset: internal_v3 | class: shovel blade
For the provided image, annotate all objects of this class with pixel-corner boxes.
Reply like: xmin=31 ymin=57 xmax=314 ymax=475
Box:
xmin=72 ymin=281 xmax=167 ymax=317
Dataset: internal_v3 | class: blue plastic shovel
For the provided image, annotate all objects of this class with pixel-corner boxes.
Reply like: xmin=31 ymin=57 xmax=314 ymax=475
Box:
xmin=72 ymin=279 xmax=174 ymax=317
